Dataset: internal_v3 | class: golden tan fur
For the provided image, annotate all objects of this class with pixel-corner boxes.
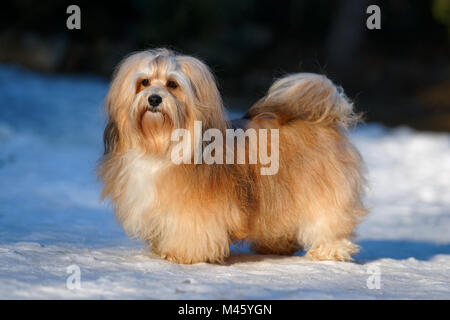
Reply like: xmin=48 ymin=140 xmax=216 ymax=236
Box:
xmin=98 ymin=48 xmax=367 ymax=264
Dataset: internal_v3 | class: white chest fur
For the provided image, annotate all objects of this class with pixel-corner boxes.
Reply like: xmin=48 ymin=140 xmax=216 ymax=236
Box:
xmin=115 ymin=151 xmax=166 ymax=238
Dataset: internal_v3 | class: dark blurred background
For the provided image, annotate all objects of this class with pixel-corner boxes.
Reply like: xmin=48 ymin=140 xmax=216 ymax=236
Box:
xmin=1 ymin=0 xmax=449 ymax=131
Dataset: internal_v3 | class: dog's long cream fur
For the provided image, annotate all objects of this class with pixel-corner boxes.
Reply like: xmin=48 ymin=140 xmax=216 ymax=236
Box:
xmin=99 ymin=48 xmax=367 ymax=264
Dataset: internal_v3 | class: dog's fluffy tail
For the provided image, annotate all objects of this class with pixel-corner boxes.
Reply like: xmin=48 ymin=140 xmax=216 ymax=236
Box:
xmin=245 ymin=73 xmax=360 ymax=129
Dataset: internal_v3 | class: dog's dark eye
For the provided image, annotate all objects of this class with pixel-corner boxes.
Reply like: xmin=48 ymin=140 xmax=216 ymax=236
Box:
xmin=141 ymin=79 xmax=149 ymax=87
xmin=167 ymin=80 xmax=178 ymax=89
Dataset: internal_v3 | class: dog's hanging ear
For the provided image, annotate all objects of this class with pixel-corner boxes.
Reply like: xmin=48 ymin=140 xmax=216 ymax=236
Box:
xmin=103 ymin=119 xmax=119 ymax=155
xmin=106 ymin=52 xmax=147 ymax=118
xmin=179 ymin=56 xmax=222 ymax=107
xmin=177 ymin=55 xmax=228 ymax=131
xmin=103 ymin=51 xmax=157 ymax=154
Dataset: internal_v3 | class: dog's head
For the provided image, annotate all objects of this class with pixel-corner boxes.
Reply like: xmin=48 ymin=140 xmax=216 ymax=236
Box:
xmin=103 ymin=48 xmax=227 ymax=155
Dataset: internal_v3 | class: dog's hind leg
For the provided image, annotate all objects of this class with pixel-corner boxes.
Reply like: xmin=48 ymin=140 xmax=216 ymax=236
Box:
xmin=296 ymin=203 xmax=365 ymax=262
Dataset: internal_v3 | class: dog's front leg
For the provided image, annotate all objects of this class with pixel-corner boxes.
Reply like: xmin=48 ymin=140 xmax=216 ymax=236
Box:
xmin=154 ymin=211 xmax=231 ymax=264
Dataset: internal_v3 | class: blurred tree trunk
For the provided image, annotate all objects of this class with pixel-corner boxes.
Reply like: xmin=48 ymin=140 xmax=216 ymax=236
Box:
xmin=325 ymin=0 xmax=370 ymax=71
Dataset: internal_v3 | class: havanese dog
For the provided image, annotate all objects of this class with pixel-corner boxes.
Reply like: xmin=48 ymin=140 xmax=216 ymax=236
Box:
xmin=99 ymin=48 xmax=367 ymax=264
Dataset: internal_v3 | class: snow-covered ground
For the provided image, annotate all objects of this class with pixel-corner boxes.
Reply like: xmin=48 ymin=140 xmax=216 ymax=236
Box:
xmin=0 ymin=65 xmax=449 ymax=299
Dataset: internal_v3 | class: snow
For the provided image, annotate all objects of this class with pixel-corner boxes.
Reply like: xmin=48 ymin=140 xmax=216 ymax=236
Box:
xmin=0 ymin=64 xmax=449 ymax=299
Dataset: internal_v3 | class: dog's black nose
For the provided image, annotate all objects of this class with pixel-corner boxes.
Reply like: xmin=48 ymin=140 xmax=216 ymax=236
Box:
xmin=148 ymin=94 xmax=162 ymax=107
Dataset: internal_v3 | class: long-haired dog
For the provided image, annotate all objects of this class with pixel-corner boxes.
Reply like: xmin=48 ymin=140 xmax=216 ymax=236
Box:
xmin=99 ymin=48 xmax=367 ymax=264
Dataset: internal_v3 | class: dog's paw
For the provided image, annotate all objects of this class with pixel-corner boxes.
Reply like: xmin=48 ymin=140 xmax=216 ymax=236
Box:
xmin=305 ymin=239 xmax=359 ymax=262
xmin=161 ymin=252 xmax=192 ymax=264
xmin=160 ymin=252 xmax=225 ymax=265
